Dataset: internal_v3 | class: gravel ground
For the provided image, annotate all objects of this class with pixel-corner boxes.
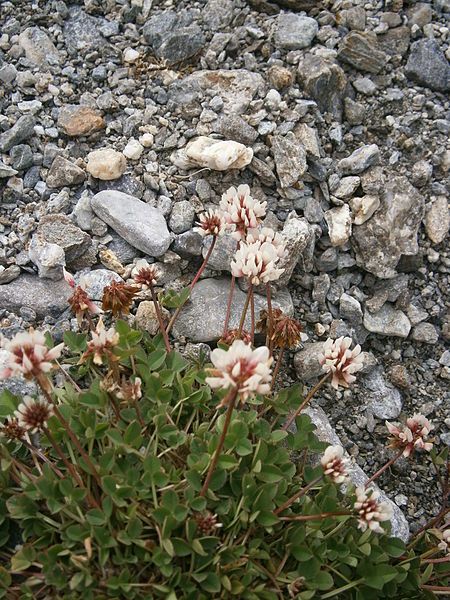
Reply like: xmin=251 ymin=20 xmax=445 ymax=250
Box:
xmin=0 ymin=0 xmax=449 ymax=535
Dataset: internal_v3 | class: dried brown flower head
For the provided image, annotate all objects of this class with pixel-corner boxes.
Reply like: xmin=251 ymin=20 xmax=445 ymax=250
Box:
xmin=0 ymin=417 xmax=26 ymax=441
xmin=219 ymin=328 xmax=252 ymax=346
xmin=68 ymin=287 xmax=102 ymax=324
xmin=134 ymin=266 xmax=160 ymax=289
xmin=194 ymin=512 xmax=223 ymax=536
xmin=14 ymin=396 xmax=53 ymax=433
xmin=257 ymin=309 xmax=305 ymax=349
xmin=102 ymin=281 xmax=139 ymax=316
xmin=116 ymin=377 xmax=142 ymax=403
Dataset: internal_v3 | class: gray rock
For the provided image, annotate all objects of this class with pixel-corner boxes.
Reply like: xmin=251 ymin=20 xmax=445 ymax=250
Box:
xmin=361 ymin=367 xmax=402 ymax=419
xmin=135 ymin=300 xmax=170 ymax=335
xmin=213 ymin=115 xmax=259 ymax=146
xmin=143 ymin=10 xmax=204 ymax=64
xmin=337 ymin=144 xmax=380 ymax=175
xmin=78 ymin=269 xmax=123 ymax=301
xmin=202 ymin=234 xmax=237 ymax=271
xmin=277 ymin=214 xmax=315 ymax=285
xmin=301 ymin=406 xmax=409 ymax=541
xmin=173 ymin=230 xmax=203 ymax=258
xmin=297 ymin=55 xmax=348 ymax=120
xmin=338 ymin=31 xmax=388 ymax=74
xmin=352 ymin=177 xmax=424 ymax=279
xmin=107 ymin=232 xmax=141 ymax=264
xmin=91 ymin=191 xmax=171 ymax=257
xmin=28 ymin=236 xmax=65 ymax=280
xmin=405 ymin=39 xmax=450 ymax=93
xmin=332 ymin=176 xmax=360 ymax=199
xmin=18 ymin=27 xmax=60 ymax=65
xmin=10 ymin=144 xmax=33 ymax=171
xmin=0 ymin=265 xmax=21 ymax=285
xmin=325 ymin=205 xmax=352 ymax=246
xmin=272 ymin=132 xmax=307 ymax=188
xmin=365 ymin=274 xmax=409 ymax=313
xmin=37 ymin=214 xmax=92 ymax=263
xmin=344 ymin=98 xmax=366 ymax=125
xmin=63 ymin=7 xmax=105 ymax=55
xmin=424 ymin=196 xmax=449 ymax=244
xmin=407 ymin=2 xmax=432 ymax=27
xmin=169 ymin=201 xmax=196 ymax=234
xmin=46 ymin=156 xmax=85 ymax=188
xmin=340 ymin=293 xmax=363 ymax=324
xmin=274 ymin=14 xmax=318 ymax=50
xmin=0 ymin=64 xmax=17 ymax=84
xmin=0 ymin=160 xmax=17 ymax=178
xmin=203 ymin=0 xmax=234 ymax=29
xmin=0 ymin=274 xmax=71 ymax=318
xmin=0 ymin=115 xmax=36 ymax=152
xmin=406 ymin=303 xmax=429 ymax=327
xmin=98 ymin=175 xmax=144 ymax=200
xmin=293 ymin=342 xmax=325 ymax=381
xmin=364 ymin=304 xmax=411 ymax=338
xmin=316 ymin=247 xmax=338 ymax=272
xmin=173 ymin=277 xmax=293 ymax=342
xmin=411 ymin=322 xmax=439 ymax=344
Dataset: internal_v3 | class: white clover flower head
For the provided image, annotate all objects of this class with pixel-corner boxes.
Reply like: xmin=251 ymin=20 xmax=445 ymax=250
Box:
xmin=14 ymin=396 xmax=54 ymax=434
xmin=245 ymin=227 xmax=287 ymax=260
xmin=438 ymin=529 xmax=450 ymax=554
xmin=206 ymin=340 xmax=273 ymax=405
xmin=231 ymin=240 xmax=284 ymax=285
xmin=82 ymin=318 xmax=120 ymax=365
xmin=219 ymin=184 xmax=267 ymax=241
xmin=386 ymin=413 xmax=433 ymax=457
xmin=116 ymin=377 xmax=142 ymax=402
xmin=0 ymin=330 xmax=64 ymax=380
xmin=320 ymin=445 xmax=349 ymax=484
xmin=194 ymin=208 xmax=226 ymax=237
xmin=132 ymin=259 xmax=161 ymax=289
xmin=319 ymin=336 xmax=364 ymax=389
xmin=354 ymin=487 xmax=393 ymax=534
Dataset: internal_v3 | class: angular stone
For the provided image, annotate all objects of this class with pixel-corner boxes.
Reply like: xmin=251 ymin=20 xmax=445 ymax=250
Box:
xmin=297 ymin=55 xmax=348 ymax=120
xmin=338 ymin=31 xmax=388 ymax=74
xmin=143 ymin=9 xmax=205 ymax=64
xmin=361 ymin=367 xmax=403 ymax=419
xmin=364 ymin=304 xmax=411 ymax=338
xmin=0 ymin=160 xmax=17 ymax=178
xmin=203 ymin=0 xmax=234 ymax=29
xmin=337 ymin=144 xmax=380 ymax=175
xmin=405 ymin=39 xmax=450 ymax=92
xmin=18 ymin=27 xmax=60 ymax=66
xmin=63 ymin=6 xmax=105 ymax=55
xmin=0 ymin=265 xmax=21 ymax=285
xmin=9 ymin=144 xmax=33 ymax=171
xmin=28 ymin=236 xmax=65 ymax=280
xmin=293 ymin=342 xmax=325 ymax=381
xmin=294 ymin=123 xmax=321 ymax=158
xmin=332 ymin=176 xmax=360 ymax=199
xmin=378 ymin=26 xmax=410 ymax=58
xmin=78 ymin=269 xmax=123 ymax=301
xmin=274 ymin=14 xmax=318 ymax=50
xmin=169 ymin=201 xmax=195 ymax=234
xmin=352 ymin=177 xmax=424 ymax=278
xmin=325 ymin=205 xmax=352 ymax=246
xmin=300 ymin=406 xmax=409 ymax=541
xmin=213 ymin=115 xmax=258 ymax=146
xmin=349 ymin=195 xmax=380 ymax=225
xmin=37 ymin=214 xmax=92 ymax=263
xmin=172 ymin=137 xmax=253 ymax=171
xmin=86 ymin=149 xmax=127 ymax=181
xmin=173 ymin=230 xmax=203 ymax=258
xmin=58 ymin=105 xmax=105 ymax=137
xmin=340 ymin=293 xmax=363 ymax=324
xmin=202 ymin=234 xmax=237 ymax=271
xmin=424 ymin=196 xmax=449 ymax=244
xmin=46 ymin=156 xmax=85 ymax=188
xmin=411 ymin=322 xmax=439 ymax=344
xmin=135 ymin=301 xmax=170 ymax=335
xmin=0 ymin=115 xmax=36 ymax=152
xmin=174 ymin=69 xmax=264 ymax=115
xmin=277 ymin=214 xmax=315 ymax=286
xmin=173 ymin=277 xmax=293 ymax=342
xmin=0 ymin=274 xmax=71 ymax=318
xmin=91 ymin=191 xmax=171 ymax=257
xmin=272 ymin=132 xmax=307 ymax=188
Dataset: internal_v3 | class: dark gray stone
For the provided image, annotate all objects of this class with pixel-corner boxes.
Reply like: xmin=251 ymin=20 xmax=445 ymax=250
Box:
xmin=297 ymin=55 xmax=348 ymax=120
xmin=63 ymin=7 xmax=105 ymax=55
xmin=338 ymin=31 xmax=388 ymax=74
xmin=0 ymin=115 xmax=36 ymax=152
xmin=405 ymin=39 xmax=450 ymax=93
xmin=10 ymin=144 xmax=33 ymax=171
xmin=46 ymin=156 xmax=86 ymax=188
xmin=0 ymin=274 xmax=71 ymax=318
xmin=143 ymin=10 xmax=204 ymax=64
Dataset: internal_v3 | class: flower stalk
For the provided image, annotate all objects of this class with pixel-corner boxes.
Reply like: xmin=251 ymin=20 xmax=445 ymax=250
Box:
xmin=282 ymin=372 xmax=330 ymax=431
xmin=274 ymin=475 xmax=323 ymax=515
xmin=364 ymin=449 xmax=404 ymax=488
xmin=238 ymin=284 xmax=253 ymax=336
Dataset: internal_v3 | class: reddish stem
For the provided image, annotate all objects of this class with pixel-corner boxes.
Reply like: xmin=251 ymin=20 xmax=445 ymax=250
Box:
xmin=238 ymin=283 xmax=253 ymax=336
xmin=150 ymin=284 xmax=171 ymax=352
xmin=250 ymin=286 xmax=255 ymax=344
xmin=191 ymin=235 xmax=217 ymax=290
xmin=274 ymin=475 xmax=322 ymax=515
xmin=265 ymin=283 xmax=273 ymax=350
xmin=282 ymin=373 xmax=331 ymax=431
xmin=364 ymin=449 xmax=404 ymax=488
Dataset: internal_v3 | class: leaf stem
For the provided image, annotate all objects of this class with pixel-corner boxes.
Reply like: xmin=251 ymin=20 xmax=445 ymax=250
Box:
xmin=149 ymin=284 xmax=171 ymax=353
xmin=274 ymin=475 xmax=322 ymax=515
xmin=282 ymin=373 xmax=330 ymax=431
xmin=238 ymin=283 xmax=253 ymax=336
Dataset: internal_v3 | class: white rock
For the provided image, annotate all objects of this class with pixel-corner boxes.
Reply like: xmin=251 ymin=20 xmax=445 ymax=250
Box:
xmin=139 ymin=133 xmax=154 ymax=148
xmin=325 ymin=204 xmax=352 ymax=246
xmin=86 ymin=148 xmax=127 ymax=181
xmin=171 ymin=136 xmax=253 ymax=171
xmin=424 ymin=195 xmax=449 ymax=244
xmin=28 ymin=236 xmax=65 ymax=280
xmin=123 ymin=139 xmax=144 ymax=160
xmin=349 ymin=194 xmax=380 ymax=225
xmin=123 ymin=47 xmax=140 ymax=63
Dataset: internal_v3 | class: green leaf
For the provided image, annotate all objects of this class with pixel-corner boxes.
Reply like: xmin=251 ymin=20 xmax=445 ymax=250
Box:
xmin=0 ymin=389 xmax=19 ymax=416
xmin=86 ymin=509 xmax=106 ymax=526
xmin=364 ymin=565 xmax=398 ymax=590
xmin=10 ymin=546 xmax=36 ymax=572
xmin=124 ymin=421 xmax=143 ymax=447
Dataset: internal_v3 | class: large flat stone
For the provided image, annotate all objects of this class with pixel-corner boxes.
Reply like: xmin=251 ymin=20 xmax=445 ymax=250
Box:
xmin=0 ymin=274 xmax=71 ymax=318
xmin=91 ymin=191 xmax=171 ymax=257
xmin=173 ymin=277 xmax=293 ymax=342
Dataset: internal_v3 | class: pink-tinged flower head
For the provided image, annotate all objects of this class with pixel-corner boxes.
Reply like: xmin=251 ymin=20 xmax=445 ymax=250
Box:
xmin=194 ymin=209 xmax=226 ymax=238
xmin=246 ymin=227 xmax=287 ymax=260
xmin=0 ymin=330 xmax=64 ymax=380
xmin=386 ymin=413 xmax=434 ymax=457
xmin=319 ymin=336 xmax=364 ymax=389
xmin=116 ymin=377 xmax=142 ymax=402
xmin=64 ymin=268 xmax=102 ymax=324
xmin=14 ymin=396 xmax=53 ymax=433
xmin=354 ymin=487 xmax=393 ymax=534
xmin=81 ymin=318 xmax=120 ymax=366
xmin=206 ymin=340 xmax=273 ymax=406
xmin=438 ymin=529 xmax=450 ymax=554
xmin=320 ymin=445 xmax=349 ymax=484
xmin=219 ymin=184 xmax=267 ymax=241
xmin=63 ymin=267 xmax=76 ymax=288
xmin=231 ymin=240 xmax=284 ymax=285
xmin=133 ymin=260 xmax=161 ymax=289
